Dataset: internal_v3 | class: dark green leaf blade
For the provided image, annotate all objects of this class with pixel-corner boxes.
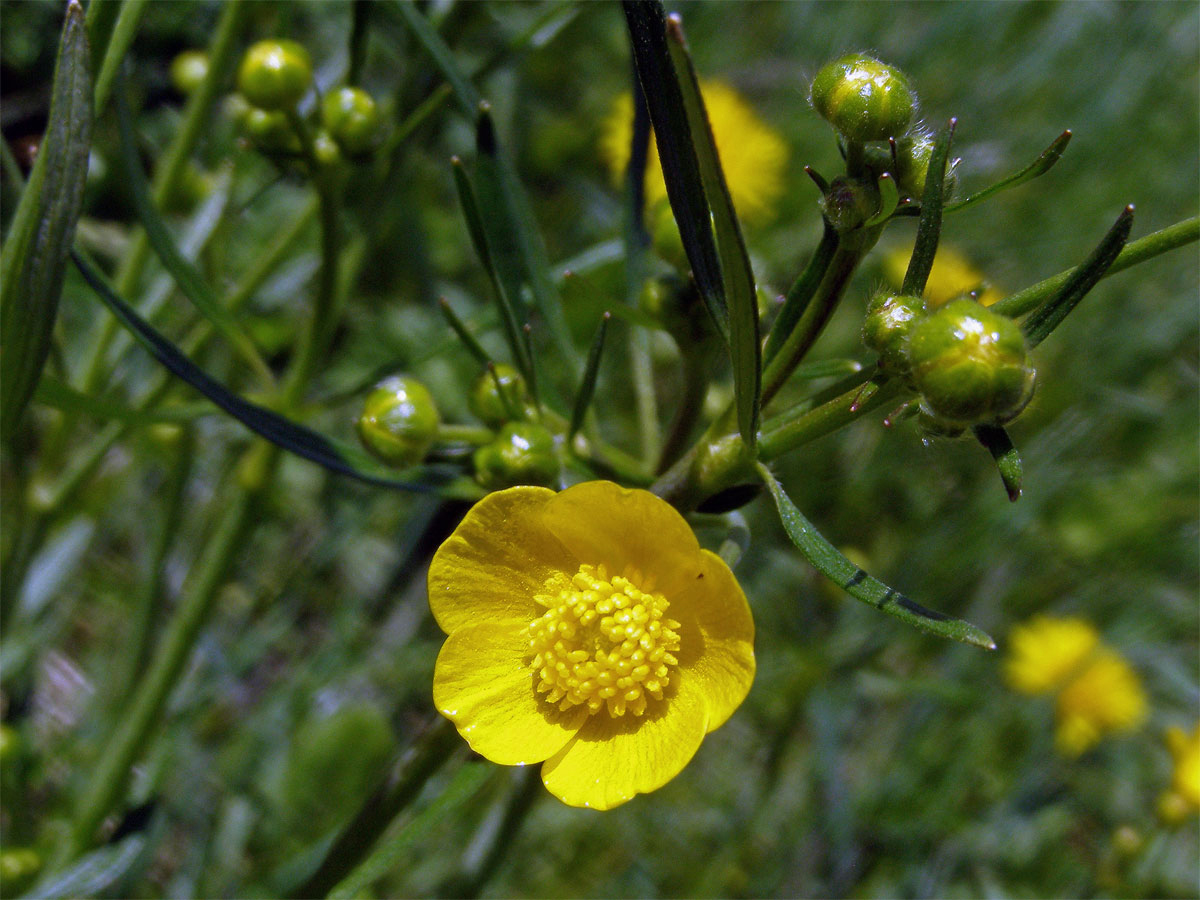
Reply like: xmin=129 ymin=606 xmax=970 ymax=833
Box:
xmin=758 ymin=464 xmax=996 ymax=649
xmin=901 ymin=118 xmax=956 ymax=297
xmin=569 ymin=312 xmax=611 ymax=442
xmin=385 ymin=0 xmax=480 ymax=114
xmin=946 ymin=130 xmax=1072 ymax=214
xmin=113 ymin=81 xmax=274 ymax=386
xmin=622 ymin=0 xmax=726 ymax=337
xmin=0 ymin=0 xmax=91 ymax=438
xmin=664 ymin=15 xmax=760 ymax=449
xmin=72 ymin=250 xmax=482 ymax=500
xmin=1021 ymin=205 xmax=1134 ymax=347
xmin=763 ymin=222 xmax=837 ymax=364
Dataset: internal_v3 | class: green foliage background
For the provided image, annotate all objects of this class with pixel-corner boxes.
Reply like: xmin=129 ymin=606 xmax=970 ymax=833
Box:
xmin=1 ymin=1 xmax=1196 ymax=897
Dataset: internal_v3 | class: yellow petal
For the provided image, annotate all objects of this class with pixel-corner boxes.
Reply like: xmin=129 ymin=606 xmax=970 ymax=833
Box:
xmin=428 ymin=486 xmax=577 ymax=635
xmin=540 ymin=679 xmax=709 ymax=810
xmin=672 ymin=549 xmax=756 ymax=732
xmin=541 ymin=481 xmax=701 ymax=597
xmin=434 ymin=621 xmax=587 ymax=765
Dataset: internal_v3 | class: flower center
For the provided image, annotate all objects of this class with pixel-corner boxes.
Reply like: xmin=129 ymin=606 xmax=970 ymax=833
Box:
xmin=528 ymin=563 xmax=682 ymax=718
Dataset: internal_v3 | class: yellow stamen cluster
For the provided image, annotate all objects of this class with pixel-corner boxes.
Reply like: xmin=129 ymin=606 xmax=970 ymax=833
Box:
xmin=529 ymin=564 xmax=681 ymax=718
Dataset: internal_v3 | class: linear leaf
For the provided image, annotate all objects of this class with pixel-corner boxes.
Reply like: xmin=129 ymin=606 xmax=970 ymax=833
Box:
xmin=946 ymin=130 xmax=1071 ymax=214
xmin=1021 ymin=205 xmax=1134 ymax=347
xmin=763 ymin=221 xmax=837 ymax=364
xmin=35 ymin=374 xmax=209 ymax=426
xmin=901 ymin=118 xmax=956 ymax=297
xmin=113 ymin=81 xmax=275 ymax=386
xmin=386 ymin=0 xmax=480 ymax=114
xmin=328 ymin=763 xmax=493 ymax=900
xmin=451 ymin=156 xmax=529 ymax=380
xmin=569 ymin=312 xmax=611 ymax=442
xmin=0 ymin=0 xmax=91 ymax=438
xmin=72 ymin=251 xmax=482 ymax=500
xmin=622 ymin=0 xmax=726 ymax=337
xmin=437 ymin=298 xmax=492 ymax=366
xmin=664 ymin=15 xmax=760 ymax=449
xmin=758 ymin=464 xmax=996 ymax=649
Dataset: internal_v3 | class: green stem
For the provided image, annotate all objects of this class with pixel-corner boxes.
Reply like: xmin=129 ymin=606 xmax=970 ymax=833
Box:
xmin=759 ymin=375 xmax=903 ymax=461
xmin=453 ymin=767 xmax=542 ymax=899
xmin=59 ymin=469 xmax=260 ymax=863
xmin=293 ymin=717 xmax=460 ymax=899
xmin=112 ymin=427 xmax=194 ymax=707
xmin=763 ymin=221 xmax=837 ymax=365
xmin=760 ymin=242 xmax=868 ymax=407
xmin=81 ymin=0 xmax=249 ymax=393
xmin=656 ymin=343 xmax=714 ymax=474
xmin=91 ymin=0 xmax=149 ymax=117
xmin=992 ymin=215 xmax=1199 ymax=319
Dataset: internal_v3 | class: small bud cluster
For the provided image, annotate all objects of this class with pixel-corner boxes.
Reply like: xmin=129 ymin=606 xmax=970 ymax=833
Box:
xmin=863 ymin=293 xmax=1036 ymax=436
xmin=213 ymin=39 xmax=381 ymax=168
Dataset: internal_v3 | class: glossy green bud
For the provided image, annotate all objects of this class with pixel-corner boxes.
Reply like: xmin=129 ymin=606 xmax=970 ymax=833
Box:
xmin=237 ymin=39 xmax=312 ymax=111
xmin=862 ymin=292 xmax=925 ymax=374
xmin=0 ymin=849 xmax=41 ymax=895
xmin=321 ymin=86 xmax=381 ymax=155
xmin=811 ymin=53 xmax=916 ymax=144
xmin=169 ymin=50 xmax=209 ymax=95
xmin=312 ymin=129 xmax=342 ymax=168
xmin=862 ymin=133 xmax=957 ymax=202
xmin=473 ymin=422 xmax=559 ymax=490
xmin=357 ymin=375 xmax=440 ymax=468
xmin=239 ymin=107 xmax=300 ymax=154
xmin=468 ymin=364 xmax=527 ymax=427
xmin=908 ymin=298 xmax=1035 ymax=426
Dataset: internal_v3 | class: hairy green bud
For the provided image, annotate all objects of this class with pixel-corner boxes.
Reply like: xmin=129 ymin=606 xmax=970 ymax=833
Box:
xmin=473 ymin=422 xmax=560 ymax=490
xmin=862 ymin=292 xmax=925 ymax=374
xmin=357 ymin=375 xmax=440 ymax=468
xmin=811 ymin=53 xmax=916 ymax=144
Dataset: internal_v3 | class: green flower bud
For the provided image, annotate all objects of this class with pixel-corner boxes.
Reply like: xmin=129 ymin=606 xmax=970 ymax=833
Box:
xmin=810 ymin=53 xmax=916 ymax=144
xmin=239 ymin=107 xmax=300 ymax=154
xmin=473 ymin=422 xmax=559 ymax=490
xmin=357 ymin=375 xmax=440 ymax=468
xmin=0 ymin=849 xmax=41 ymax=895
xmin=237 ymin=39 xmax=312 ymax=111
xmin=468 ymin=364 xmax=527 ymax=427
xmin=169 ymin=50 xmax=209 ymax=95
xmin=321 ymin=86 xmax=381 ymax=155
xmin=862 ymin=292 xmax=925 ymax=374
xmin=821 ymin=175 xmax=880 ymax=234
xmin=908 ymin=298 xmax=1036 ymax=427
xmin=312 ymin=129 xmax=342 ymax=168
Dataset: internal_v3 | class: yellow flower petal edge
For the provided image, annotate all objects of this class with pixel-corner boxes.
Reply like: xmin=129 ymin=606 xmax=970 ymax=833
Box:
xmin=427 ymin=481 xmax=756 ymax=809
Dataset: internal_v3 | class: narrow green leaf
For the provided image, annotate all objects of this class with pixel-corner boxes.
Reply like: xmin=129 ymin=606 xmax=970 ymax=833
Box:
xmin=0 ymin=0 xmax=91 ymax=438
xmin=758 ymin=464 xmax=996 ymax=649
xmin=973 ymin=423 xmax=1022 ymax=502
xmin=113 ymin=82 xmax=275 ymax=387
xmin=664 ymin=15 xmax=760 ymax=449
xmin=901 ymin=118 xmax=956 ymax=297
xmin=386 ymin=0 xmax=480 ymax=115
xmin=1021 ymin=205 xmax=1135 ymax=347
xmin=946 ymin=130 xmax=1072 ymax=214
xmin=473 ymin=106 xmax=579 ymax=381
xmin=622 ymin=1 xmax=726 ymax=336
xmin=92 ymin=0 xmax=148 ymax=116
xmin=763 ymin=222 xmax=837 ymax=364
xmin=34 ymin=374 xmax=209 ymax=426
xmin=864 ymin=172 xmax=900 ymax=227
xmin=793 ymin=358 xmax=865 ymax=380
xmin=569 ymin=312 xmax=611 ymax=442
xmin=72 ymin=251 xmax=482 ymax=500
xmin=328 ymin=763 xmax=493 ymax=900
xmin=32 ymin=834 xmax=150 ymax=900
xmin=437 ymin=297 xmax=492 ymax=366
xmin=450 ymin=156 xmax=529 ymax=380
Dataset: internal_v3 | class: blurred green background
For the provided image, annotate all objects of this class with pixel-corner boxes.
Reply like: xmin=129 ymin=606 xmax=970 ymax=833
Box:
xmin=1 ymin=1 xmax=1196 ymax=897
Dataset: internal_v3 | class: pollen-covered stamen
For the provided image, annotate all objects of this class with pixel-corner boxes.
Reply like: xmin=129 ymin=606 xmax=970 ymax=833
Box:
xmin=528 ymin=563 xmax=681 ymax=718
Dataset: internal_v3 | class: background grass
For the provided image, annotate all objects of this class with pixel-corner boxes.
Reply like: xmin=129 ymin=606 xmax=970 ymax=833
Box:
xmin=1 ymin=1 xmax=1196 ymax=896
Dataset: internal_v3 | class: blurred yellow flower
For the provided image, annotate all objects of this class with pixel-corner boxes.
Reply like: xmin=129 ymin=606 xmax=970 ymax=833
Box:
xmin=1005 ymin=616 xmax=1100 ymax=695
xmin=600 ymin=80 xmax=789 ymax=226
xmin=1158 ymin=722 xmax=1200 ymax=822
xmin=428 ymin=481 xmax=755 ymax=809
xmin=1054 ymin=649 xmax=1147 ymax=757
xmin=883 ymin=243 xmax=1004 ymax=307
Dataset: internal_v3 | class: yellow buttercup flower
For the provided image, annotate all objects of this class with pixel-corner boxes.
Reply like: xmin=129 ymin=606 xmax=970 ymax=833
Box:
xmin=1054 ymin=649 xmax=1147 ymax=757
xmin=883 ymin=243 xmax=1004 ymax=307
xmin=1005 ymin=616 xmax=1100 ymax=695
xmin=600 ymin=80 xmax=789 ymax=226
xmin=1158 ymin=722 xmax=1200 ymax=822
xmin=428 ymin=481 xmax=755 ymax=809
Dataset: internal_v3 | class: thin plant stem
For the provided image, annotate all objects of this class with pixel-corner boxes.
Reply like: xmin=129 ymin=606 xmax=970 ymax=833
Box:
xmin=453 ymin=767 xmax=543 ymax=899
xmin=91 ymin=0 xmax=149 ymax=117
